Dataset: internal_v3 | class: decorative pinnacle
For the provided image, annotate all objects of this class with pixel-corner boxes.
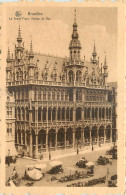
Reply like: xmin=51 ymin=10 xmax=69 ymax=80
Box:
xmin=30 ymin=38 xmax=33 ymax=53
xmin=54 ymin=61 xmax=57 ymax=70
xmin=74 ymin=8 xmax=76 ymax=23
xmin=104 ymin=53 xmax=107 ymax=65
xmin=94 ymin=42 xmax=96 ymax=53
xmin=7 ymin=47 xmax=10 ymax=59
xmin=101 ymin=63 xmax=102 ymax=73
xmin=18 ymin=24 xmax=21 ymax=39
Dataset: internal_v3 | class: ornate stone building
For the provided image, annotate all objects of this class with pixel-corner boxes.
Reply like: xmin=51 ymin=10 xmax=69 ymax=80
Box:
xmin=6 ymin=11 xmax=117 ymax=158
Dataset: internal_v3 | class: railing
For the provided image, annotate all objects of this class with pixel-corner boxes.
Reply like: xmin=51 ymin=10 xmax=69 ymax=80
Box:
xmin=30 ymin=119 xmax=112 ymax=127
xmin=6 ymin=79 xmax=110 ymax=89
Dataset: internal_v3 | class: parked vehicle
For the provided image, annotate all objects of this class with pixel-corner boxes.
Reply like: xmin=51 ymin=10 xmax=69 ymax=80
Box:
xmin=108 ymin=174 xmax=117 ymax=187
xmin=97 ymin=156 xmax=110 ymax=165
xmin=76 ymin=158 xmax=88 ymax=168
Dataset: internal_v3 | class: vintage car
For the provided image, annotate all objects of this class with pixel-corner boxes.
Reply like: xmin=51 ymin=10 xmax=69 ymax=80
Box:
xmin=85 ymin=162 xmax=94 ymax=175
xmin=97 ymin=156 xmax=110 ymax=165
xmin=48 ymin=161 xmax=63 ymax=174
xmin=6 ymin=156 xmax=17 ymax=164
xmin=76 ymin=157 xmax=88 ymax=168
xmin=48 ymin=164 xmax=63 ymax=174
xmin=108 ymin=174 xmax=117 ymax=187
xmin=106 ymin=146 xmax=117 ymax=155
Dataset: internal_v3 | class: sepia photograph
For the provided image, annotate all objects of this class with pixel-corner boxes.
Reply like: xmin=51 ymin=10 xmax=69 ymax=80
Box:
xmin=4 ymin=5 xmax=121 ymax=189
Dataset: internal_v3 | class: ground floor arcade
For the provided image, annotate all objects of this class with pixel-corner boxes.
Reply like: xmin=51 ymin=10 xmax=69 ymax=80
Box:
xmin=15 ymin=125 xmax=116 ymax=158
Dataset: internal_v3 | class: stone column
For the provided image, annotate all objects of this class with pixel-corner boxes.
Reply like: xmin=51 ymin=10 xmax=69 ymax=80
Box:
xmin=82 ymin=109 xmax=84 ymax=121
xmin=104 ymin=127 xmax=106 ymax=144
xmin=73 ymin=89 xmax=76 ymax=103
xmin=65 ymin=108 xmax=66 ymax=123
xmin=73 ymin=129 xmax=75 ymax=148
xmin=20 ymin=131 xmax=23 ymax=145
xmin=64 ymin=129 xmax=66 ymax=149
xmin=110 ymin=126 xmax=112 ymax=143
xmin=25 ymin=131 xmax=27 ymax=146
xmin=60 ymin=108 xmax=62 ymax=121
xmin=105 ymin=107 xmax=106 ymax=121
xmin=69 ymin=108 xmax=70 ymax=121
xmin=97 ymin=108 xmax=99 ymax=121
xmin=73 ymin=109 xmax=75 ymax=122
xmin=41 ymin=109 xmax=43 ymax=122
xmin=55 ymin=108 xmax=57 ymax=123
xmin=29 ymin=133 xmax=33 ymax=157
xmin=46 ymin=132 xmax=48 ymax=151
xmin=34 ymin=134 xmax=39 ymax=158
xmin=16 ymin=131 xmax=19 ymax=145
xmin=46 ymin=108 xmax=48 ymax=123
xmin=89 ymin=128 xmax=91 ymax=145
xmin=51 ymin=109 xmax=52 ymax=122
xmin=97 ymin=127 xmax=99 ymax=145
xmin=81 ymin=130 xmax=84 ymax=147
xmin=90 ymin=108 xmax=92 ymax=120
xmin=55 ymin=132 xmax=57 ymax=150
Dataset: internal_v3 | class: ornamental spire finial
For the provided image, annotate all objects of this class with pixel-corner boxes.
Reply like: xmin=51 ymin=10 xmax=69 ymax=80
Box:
xmin=93 ymin=41 xmax=96 ymax=53
xmin=18 ymin=23 xmax=21 ymax=39
xmin=30 ymin=36 xmax=33 ymax=54
xmin=74 ymin=8 xmax=76 ymax=23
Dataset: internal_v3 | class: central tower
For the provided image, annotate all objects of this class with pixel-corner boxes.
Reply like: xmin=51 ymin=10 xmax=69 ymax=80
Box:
xmin=69 ymin=9 xmax=81 ymax=61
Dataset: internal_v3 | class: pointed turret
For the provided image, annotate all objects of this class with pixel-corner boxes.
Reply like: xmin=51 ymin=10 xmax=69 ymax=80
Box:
xmin=92 ymin=42 xmax=97 ymax=64
xmin=17 ymin=25 xmax=22 ymax=47
xmin=29 ymin=38 xmax=34 ymax=58
xmin=52 ymin=61 xmax=57 ymax=81
xmin=6 ymin=47 xmax=12 ymax=68
xmin=7 ymin=47 xmax=10 ymax=61
xmin=103 ymin=54 xmax=108 ymax=84
xmin=69 ymin=9 xmax=81 ymax=61
xmin=16 ymin=25 xmax=23 ymax=60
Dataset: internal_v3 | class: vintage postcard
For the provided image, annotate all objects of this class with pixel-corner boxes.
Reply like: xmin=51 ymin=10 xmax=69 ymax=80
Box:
xmin=0 ymin=2 xmax=125 ymax=195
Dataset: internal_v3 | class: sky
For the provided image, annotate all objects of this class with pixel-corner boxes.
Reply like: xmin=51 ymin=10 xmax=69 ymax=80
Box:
xmin=6 ymin=7 xmax=117 ymax=82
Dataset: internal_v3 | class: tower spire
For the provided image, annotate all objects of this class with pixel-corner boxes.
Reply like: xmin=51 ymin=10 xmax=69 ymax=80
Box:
xmin=7 ymin=47 xmax=10 ymax=60
xmin=30 ymin=37 xmax=33 ymax=54
xmin=18 ymin=24 xmax=21 ymax=39
xmin=69 ymin=8 xmax=81 ymax=61
xmin=29 ymin=36 xmax=34 ymax=60
xmin=103 ymin=52 xmax=108 ymax=84
xmin=74 ymin=8 xmax=76 ymax=23
xmin=92 ymin=41 xmax=97 ymax=64
xmin=17 ymin=24 xmax=22 ymax=47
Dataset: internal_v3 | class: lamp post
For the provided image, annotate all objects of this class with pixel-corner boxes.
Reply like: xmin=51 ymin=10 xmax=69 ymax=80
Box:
xmin=49 ymin=141 xmax=51 ymax=160
xmin=77 ymin=139 xmax=79 ymax=154
xmin=92 ymin=137 xmax=94 ymax=151
xmin=8 ymin=149 xmax=10 ymax=166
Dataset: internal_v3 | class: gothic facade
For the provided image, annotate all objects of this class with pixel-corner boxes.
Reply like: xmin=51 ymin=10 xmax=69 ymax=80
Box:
xmin=6 ymin=12 xmax=117 ymax=158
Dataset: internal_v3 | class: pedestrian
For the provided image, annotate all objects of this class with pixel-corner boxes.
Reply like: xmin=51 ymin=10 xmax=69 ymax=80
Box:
xmin=92 ymin=143 xmax=94 ymax=151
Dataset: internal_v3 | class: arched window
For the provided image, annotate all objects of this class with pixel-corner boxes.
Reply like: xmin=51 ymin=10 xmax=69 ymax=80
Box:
xmin=76 ymin=107 xmax=81 ymax=121
xmin=69 ymin=70 xmax=74 ymax=83
xmin=57 ymin=92 xmax=60 ymax=101
xmin=20 ymin=71 xmax=23 ymax=81
xmin=43 ymin=89 xmax=46 ymax=100
xmin=76 ymin=90 xmax=82 ymax=101
xmin=48 ymin=91 xmax=51 ymax=100
xmin=52 ymin=91 xmax=55 ymax=100
xmin=76 ymin=70 xmax=82 ymax=82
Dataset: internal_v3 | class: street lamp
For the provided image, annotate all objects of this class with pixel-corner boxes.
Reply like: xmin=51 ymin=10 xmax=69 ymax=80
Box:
xmin=92 ymin=137 xmax=94 ymax=151
xmin=49 ymin=141 xmax=51 ymax=160
xmin=8 ymin=149 xmax=10 ymax=166
xmin=77 ymin=139 xmax=79 ymax=154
